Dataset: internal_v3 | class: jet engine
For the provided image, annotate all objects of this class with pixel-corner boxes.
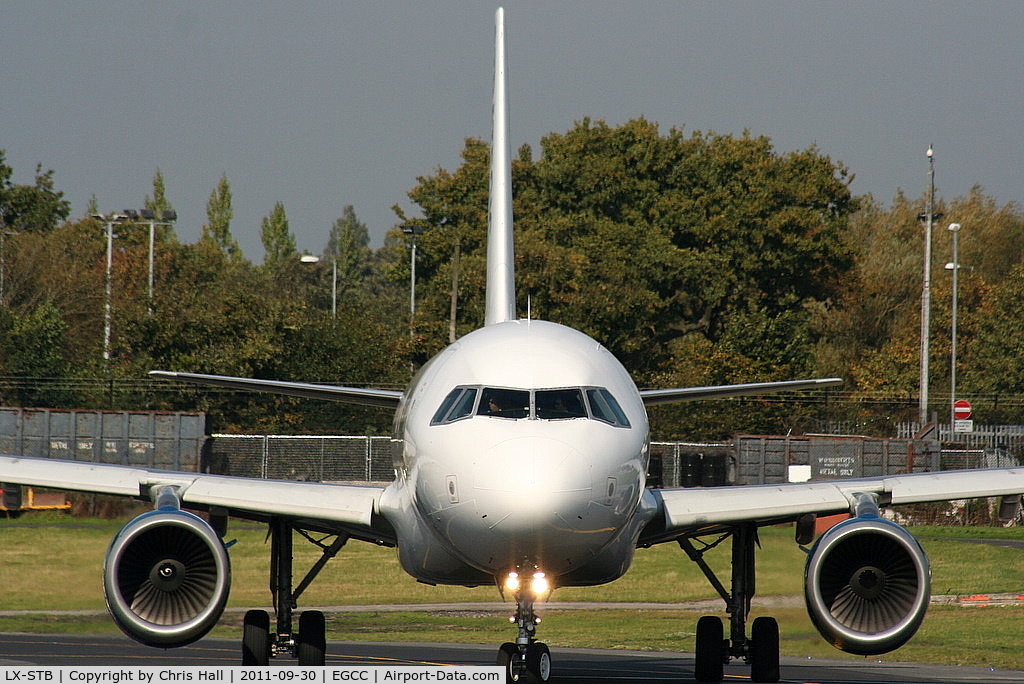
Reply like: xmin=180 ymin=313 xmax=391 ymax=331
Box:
xmin=804 ymin=494 xmax=930 ymax=655
xmin=103 ymin=487 xmax=231 ymax=648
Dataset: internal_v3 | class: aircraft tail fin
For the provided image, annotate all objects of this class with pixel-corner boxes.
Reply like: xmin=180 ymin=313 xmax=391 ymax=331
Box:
xmin=485 ymin=7 xmax=516 ymax=325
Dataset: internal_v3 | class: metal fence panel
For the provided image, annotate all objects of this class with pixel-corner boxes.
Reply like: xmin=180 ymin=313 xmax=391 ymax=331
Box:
xmin=0 ymin=407 xmax=205 ymax=471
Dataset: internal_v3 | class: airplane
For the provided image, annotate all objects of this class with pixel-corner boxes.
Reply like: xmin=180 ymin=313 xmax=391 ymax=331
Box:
xmin=2 ymin=7 xmax=1024 ymax=684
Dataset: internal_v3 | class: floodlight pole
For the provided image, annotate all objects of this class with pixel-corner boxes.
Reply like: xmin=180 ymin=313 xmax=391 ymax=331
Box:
xmin=402 ymin=225 xmax=423 ymax=338
xmin=140 ymin=209 xmax=177 ymax=315
xmin=103 ymin=218 xmax=114 ymax=362
xmin=947 ymin=223 xmax=961 ymax=432
xmin=148 ymin=220 xmax=155 ymax=314
xmin=918 ymin=148 xmax=936 ymax=427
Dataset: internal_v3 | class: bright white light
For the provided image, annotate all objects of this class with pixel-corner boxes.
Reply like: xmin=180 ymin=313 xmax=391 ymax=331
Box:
xmin=531 ymin=571 xmax=549 ymax=595
xmin=504 ymin=572 xmax=520 ymax=592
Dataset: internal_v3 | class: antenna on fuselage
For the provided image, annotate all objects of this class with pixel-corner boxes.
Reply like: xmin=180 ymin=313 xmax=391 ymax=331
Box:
xmin=485 ymin=7 xmax=516 ymax=326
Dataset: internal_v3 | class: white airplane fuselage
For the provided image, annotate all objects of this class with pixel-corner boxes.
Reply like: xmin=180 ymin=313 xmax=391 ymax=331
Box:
xmin=378 ymin=319 xmax=654 ymax=589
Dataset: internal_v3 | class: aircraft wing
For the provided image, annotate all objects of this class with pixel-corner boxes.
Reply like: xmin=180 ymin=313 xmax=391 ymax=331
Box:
xmin=150 ymin=370 xmax=404 ymax=408
xmin=647 ymin=467 xmax=1024 ymax=538
xmin=639 ymin=377 xmax=843 ymax=405
xmin=0 ymin=455 xmax=392 ymax=542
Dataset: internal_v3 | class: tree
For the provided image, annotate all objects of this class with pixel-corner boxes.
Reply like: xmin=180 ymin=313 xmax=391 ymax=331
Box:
xmin=0 ymin=300 xmax=70 ymax=405
xmin=0 ymin=218 xmax=106 ymax=360
xmin=395 ymin=119 xmax=857 ymax=384
xmin=324 ymin=205 xmax=371 ymax=300
xmin=817 ymin=188 xmax=1024 ymax=424
xmin=144 ymin=168 xmax=178 ymax=242
xmin=0 ymin=151 xmax=71 ymax=233
xmin=963 ymin=265 xmax=1024 ymax=413
xmin=201 ymin=173 xmax=243 ymax=262
xmin=261 ymin=201 xmax=296 ymax=268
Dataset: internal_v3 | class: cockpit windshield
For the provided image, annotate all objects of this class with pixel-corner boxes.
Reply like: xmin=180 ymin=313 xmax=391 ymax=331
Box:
xmin=535 ymin=389 xmax=586 ymax=419
xmin=478 ymin=388 xmax=530 ymax=419
xmin=430 ymin=385 xmax=630 ymax=427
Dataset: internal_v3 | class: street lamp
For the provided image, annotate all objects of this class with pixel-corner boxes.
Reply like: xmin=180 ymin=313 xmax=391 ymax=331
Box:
xmin=945 ymin=222 xmax=962 ymax=433
xmin=91 ymin=209 xmax=176 ymax=362
xmin=90 ymin=213 xmax=120 ymax=363
xmin=138 ymin=209 xmax=177 ymax=315
xmin=300 ymin=254 xmax=337 ymax=317
xmin=401 ymin=225 xmax=423 ymax=337
xmin=916 ymin=147 xmax=943 ymax=427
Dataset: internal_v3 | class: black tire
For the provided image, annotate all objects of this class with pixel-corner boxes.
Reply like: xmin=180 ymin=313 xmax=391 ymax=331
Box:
xmin=526 ymin=642 xmax=552 ymax=682
xmin=297 ymin=610 xmax=326 ymax=666
xmin=497 ymin=642 xmax=520 ymax=683
xmin=750 ymin=616 xmax=780 ymax=683
xmin=694 ymin=615 xmax=724 ymax=683
xmin=242 ymin=609 xmax=270 ymax=666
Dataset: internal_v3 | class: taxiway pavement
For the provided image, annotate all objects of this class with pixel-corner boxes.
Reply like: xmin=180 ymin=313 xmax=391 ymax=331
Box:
xmin=1 ymin=634 xmax=1022 ymax=683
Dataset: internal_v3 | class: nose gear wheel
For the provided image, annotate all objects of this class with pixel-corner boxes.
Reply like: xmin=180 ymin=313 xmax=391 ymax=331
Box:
xmin=496 ymin=586 xmax=551 ymax=682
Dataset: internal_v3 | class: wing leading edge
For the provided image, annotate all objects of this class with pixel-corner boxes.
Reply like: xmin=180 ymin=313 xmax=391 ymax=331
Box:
xmin=647 ymin=467 xmax=1024 ymax=541
xmin=0 ymin=455 xmax=392 ymax=542
xmin=640 ymin=377 xmax=843 ymax=406
xmin=149 ymin=370 xmax=404 ymax=408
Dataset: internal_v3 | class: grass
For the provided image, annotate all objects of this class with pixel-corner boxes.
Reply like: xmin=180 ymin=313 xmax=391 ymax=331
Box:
xmin=2 ymin=512 xmax=1024 ymax=670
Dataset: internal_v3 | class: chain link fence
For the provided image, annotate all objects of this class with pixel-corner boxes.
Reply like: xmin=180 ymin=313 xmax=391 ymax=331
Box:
xmin=2 ymin=409 xmax=1020 ymax=489
xmin=203 ymin=434 xmax=395 ymax=483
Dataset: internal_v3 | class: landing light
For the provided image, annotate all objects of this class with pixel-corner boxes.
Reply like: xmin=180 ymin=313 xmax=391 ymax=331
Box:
xmin=505 ymin=570 xmax=550 ymax=596
xmin=531 ymin=571 xmax=549 ymax=595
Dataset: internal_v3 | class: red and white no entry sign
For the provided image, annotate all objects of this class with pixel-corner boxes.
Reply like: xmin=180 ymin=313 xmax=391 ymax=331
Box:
xmin=953 ymin=399 xmax=972 ymax=420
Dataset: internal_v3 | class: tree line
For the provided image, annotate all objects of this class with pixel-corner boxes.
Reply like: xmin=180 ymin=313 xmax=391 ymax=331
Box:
xmin=2 ymin=118 xmax=1024 ymax=440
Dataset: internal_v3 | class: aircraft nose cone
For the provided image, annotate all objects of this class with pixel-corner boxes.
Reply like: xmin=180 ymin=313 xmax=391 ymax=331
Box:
xmin=473 ymin=436 xmax=591 ymax=506
xmin=461 ymin=434 xmax=630 ymax=576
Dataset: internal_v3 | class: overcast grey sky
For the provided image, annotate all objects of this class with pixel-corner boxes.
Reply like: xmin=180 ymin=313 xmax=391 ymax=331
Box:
xmin=3 ymin=2 xmax=1022 ymax=261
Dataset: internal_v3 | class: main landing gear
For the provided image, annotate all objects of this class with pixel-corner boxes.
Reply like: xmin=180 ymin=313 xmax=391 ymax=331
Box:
xmin=242 ymin=517 xmax=349 ymax=666
xmin=497 ymin=572 xmax=552 ymax=683
xmin=680 ymin=524 xmax=780 ymax=683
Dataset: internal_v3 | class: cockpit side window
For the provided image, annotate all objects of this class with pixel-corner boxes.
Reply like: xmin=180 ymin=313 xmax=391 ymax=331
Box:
xmin=586 ymin=388 xmax=631 ymax=427
xmin=430 ymin=387 xmax=479 ymax=425
xmin=479 ymin=388 xmax=530 ymax=419
xmin=448 ymin=387 xmax=479 ymax=421
xmin=535 ymin=388 xmax=587 ymax=419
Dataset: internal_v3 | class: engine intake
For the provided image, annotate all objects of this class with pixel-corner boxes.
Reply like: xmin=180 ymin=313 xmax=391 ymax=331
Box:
xmin=804 ymin=497 xmax=930 ymax=656
xmin=103 ymin=492 xmax=231 ymax=648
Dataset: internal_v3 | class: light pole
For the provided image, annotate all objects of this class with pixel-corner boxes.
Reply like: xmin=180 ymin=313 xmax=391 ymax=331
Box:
xmin=402 ymin=225 xmax=423 ymax=337
xmin=945 ymin=223 xmax=962 ymax=432
xmin=94 ymin=215 xmax=117 ymax=362
xmin=92 ymin=209 xmax=177 ymax=361
xmin=917 ymin=147 xmax=943 ymax=427
xmin=137 ymin=209 xmax=177 ymax=315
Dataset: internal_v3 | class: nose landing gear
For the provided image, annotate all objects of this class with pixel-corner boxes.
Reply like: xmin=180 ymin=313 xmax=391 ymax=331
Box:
xmin=497 ymin=572 xmax=552 ymax=683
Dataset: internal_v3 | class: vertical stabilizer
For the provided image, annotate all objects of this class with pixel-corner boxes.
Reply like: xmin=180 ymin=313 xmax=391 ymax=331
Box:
xmin=485 ymin=7 xmax=516 ymax=325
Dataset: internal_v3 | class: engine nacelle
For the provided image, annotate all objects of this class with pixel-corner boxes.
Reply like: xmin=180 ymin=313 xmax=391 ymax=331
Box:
xmin=804 ymin=500 xmax=930 ymax=656
xmin=103 ymin=494 xmax=231 ymax=648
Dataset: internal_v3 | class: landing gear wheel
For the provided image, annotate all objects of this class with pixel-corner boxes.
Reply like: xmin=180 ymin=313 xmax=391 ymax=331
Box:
xmin=526 ymin=642 xmax=551 ymax=682
xmin=297 ymin=610 xmax=326 ymax=666
xmin=694 ymin=615 xmax=724 ymax=683
xmin=497 ymin=643 xmax=520 ymax=682
xmin=750 ymin=616 xmax=780 ymax=683
xmin=242 ymin=609 xmax=270 ymax=666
